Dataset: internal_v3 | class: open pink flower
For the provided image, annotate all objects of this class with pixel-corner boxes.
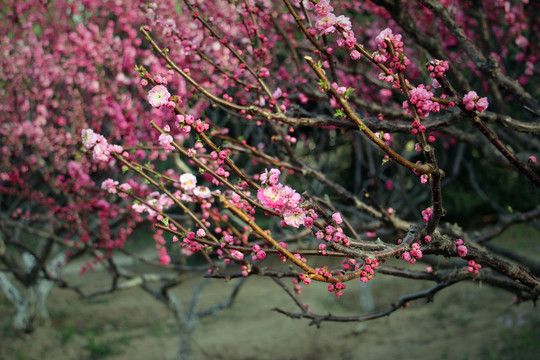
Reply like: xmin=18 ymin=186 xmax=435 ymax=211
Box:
xmin=101 ymin=178 xmax=119 ymax=194
xmin=159 ymin=133 xmax=174 ymax=152
xmin=257 ymin=185 xmax=289 ymax=210
xmin=147 ymin=85 xmax=171 ymax=108
xmin=179 ymin=173 xmax=197 ymax=191
xmin=283 ymin=208 xmax=307 ymax=228
xmin=92 ymin=137 xmax=110 ymax=162
xmin=193 ymin=186 xmax=211 ymax=198
xmin=81 ymin=129 xmax=98 ymax=149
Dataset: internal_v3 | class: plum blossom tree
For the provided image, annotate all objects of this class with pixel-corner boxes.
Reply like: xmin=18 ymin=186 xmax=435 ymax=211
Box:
xmin=2 ymin=0 xmax=539 ymax=358
xmin=86 ymin=0 xmax=540 ymax=328
xmin=0 ymin=0 xmax=162 ymax=332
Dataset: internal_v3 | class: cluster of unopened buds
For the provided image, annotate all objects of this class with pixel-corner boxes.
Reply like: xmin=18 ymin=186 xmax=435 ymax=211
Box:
xmin=427 ymin=59 xmax=450 ymax=78
xmin=175 ymin=114 xmax=210 ymax=134
xmin=402 ymin=242 xmax=423 ymax=264
xmin=294 ymin=273 xmax=312 ymax=294
xmin=403 ymin=84 xmax=440 ymax=119
xmin=467 ymin=260 xmax=482 ymax=274
xmin=358 ymin=258 xmax=379 ymax=283
xmin=421 ymin=207 xmax=433 ymax=222
xmin=315 ymin=223 xmax=350 ymax=247
xmin=374 ymin=28 xmax=411 ymax=71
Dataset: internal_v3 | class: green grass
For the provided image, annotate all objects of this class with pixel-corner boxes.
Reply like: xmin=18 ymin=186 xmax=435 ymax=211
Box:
xmin=14 ymin=349 xmax=35 ymax=360
xmin=59 ymin=325 xmax=77 ymax=345
xmin=491 ymin=224 xmax=540 ymax=252
xmin=84 ymin=331 xmax=118 ymax=359
xmin=481 ymin=315 xmax=540 ymax=359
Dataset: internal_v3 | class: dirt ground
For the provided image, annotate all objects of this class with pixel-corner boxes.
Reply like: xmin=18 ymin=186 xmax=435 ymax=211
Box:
xmin=1 ymin=228 xmax=540 ymax=360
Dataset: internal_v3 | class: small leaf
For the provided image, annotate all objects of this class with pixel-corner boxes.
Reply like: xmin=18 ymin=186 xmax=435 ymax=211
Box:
xmin=344 ymin=87 xmax=355 ymax=99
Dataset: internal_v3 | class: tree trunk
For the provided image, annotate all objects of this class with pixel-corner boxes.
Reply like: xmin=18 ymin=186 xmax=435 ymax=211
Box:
xmin=0 ymin=251 xmax=67 ymax=332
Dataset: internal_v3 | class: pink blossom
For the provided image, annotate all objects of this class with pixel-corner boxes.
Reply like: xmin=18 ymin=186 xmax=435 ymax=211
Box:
xmin=283 ymin=208 xmax=307 ymax=228
xmin=158 ymin=247 xmax=171 ymax=265
xmin=255 ymin=250 xmax=266 ymax=260
xmin=196 ymin=228 xmax=206 ymax=237
xmin=335 ymin=15 xmax=352 ymax=31
xmin=463 ymin=90 xmax=488 ymax=112
xmin=193 ymin=186 xmax=211 ymax=198
xmin=332 ymin=212 xmax=343 ymax=224
xmin=422 ymin=207 xmax=433 ymax=222
xmin=159 ymin=133 xmax=174 ymax=152
xmin=403 ymin=85 xmax=437 ymax=118
xmin=179 ymin=173 xmax=197 ymax=191
xmin=257 ymin=185 xmax=288 ymax=209
xmin=101 ymin=178 xmax=119 ymax=194
xmin=475 ymin=97 xmax=489 ymax=113
xmin=316 ymin=14 xmax=337 ymax=35
xmin=259 ymin=184 xmax=301 ymax=212
xmin=108 ymin=144 xmax=123 ymax=154
xmin=350 ymin=50 xmax=362 ymax=60
xmin=457 ymin=244 xmax=468 ymax=257
xmin=463 ymin=91 xmax=478 ymax=109
xmin=92 ymin=137 xmax=110 ymax=162
xmin=375 ymin=28 xmax=393 ymax=49
xmin=515 ymin=34 xmax=528 ymax=49
xmin=81 ymin=129 xmax=98 ymax=149
xmin=314 ymin=0 xmax=333 ymax=16
xmin=147 ymin=85 xmax=171 ymax=108
xmin=230 ymin=250 xmax=244 ymax=260
xmin=402 ymin=251 xmax=411 ymax=262
xmin=260 ymin=168 xmax=281 ymax=185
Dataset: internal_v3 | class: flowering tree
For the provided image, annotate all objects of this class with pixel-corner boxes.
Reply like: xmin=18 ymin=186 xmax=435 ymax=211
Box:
xmin=85 ymin=0 xmax=539 ymax=328
xmin=0 ymin=0 xmax=162 ymax=332
xmin=2 ymin=0 xmax=539 ymax=357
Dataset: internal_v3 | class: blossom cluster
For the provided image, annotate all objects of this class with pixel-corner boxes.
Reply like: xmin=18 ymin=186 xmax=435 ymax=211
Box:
xmin=175 ymin=113 xmax=210 ymax=134
xmin=301 ymin=0 xmax=359 ymax=59
xmin=402 ymin=242 xmax=423 ymax=265
xmin=463 ymin=91 xmax=489 ymax=113
xmin=374 ymin=28 xmax=411 ymax=71
xmin=315 ymin=224 xmax=350 ymax=247
xmin=82 ymin=129 xmax=123 ymax=163
xmin=402 ymin=84 xmax=440 ymax=119
xmin=427 ymin=59 xmax=450 ymax=78
xmin=421 ymin=207 xmax=433 ymax=223
xmin=257 ymin=183 xmax=307 ymax=228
